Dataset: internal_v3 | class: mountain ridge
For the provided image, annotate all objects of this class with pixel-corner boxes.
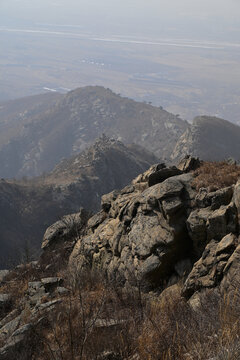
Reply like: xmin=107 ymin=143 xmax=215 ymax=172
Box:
xmin=0 ymin=86 xmax=187 ymax=178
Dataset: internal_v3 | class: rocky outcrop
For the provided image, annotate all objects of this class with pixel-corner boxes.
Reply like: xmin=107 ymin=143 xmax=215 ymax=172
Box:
xmin=182 ymin=234 xmax=239 ymax=298
xmin=38 ymin=158 xmax=240 ymax=293
xmin=171 ymin=116 xmax=240 ymax=162
xmin=187 ymin=202 xmax=238 ymax=258
xmin=69 ymin=165 xmax=196 ymax=289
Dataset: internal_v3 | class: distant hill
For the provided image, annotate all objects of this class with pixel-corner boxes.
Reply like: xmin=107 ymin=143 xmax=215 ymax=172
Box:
xmin=171 ymin=116 xmax=240 ymax=162
xmin=0 ymin=136 xmax=158 ymax=268
xmin=0 ymin=86 xmax=187 ymax=178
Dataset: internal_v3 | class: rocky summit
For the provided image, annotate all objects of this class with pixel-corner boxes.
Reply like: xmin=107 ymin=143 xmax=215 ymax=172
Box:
xmin=64 ymin=158 xmax=239 ymax=292
xmin=1 ymin=157 xmax=240 ymax=359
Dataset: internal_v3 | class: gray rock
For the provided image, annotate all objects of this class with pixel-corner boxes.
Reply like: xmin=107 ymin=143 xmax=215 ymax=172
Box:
xmin=0 ymin=321 xmax=33 ymax=360
xmin=36 ymin=299 xmax=62 ymax=312
xmin=27 ymin=281 xmax=46 ymax=306
xmin=12 ymin=323 xmax=32 ymax=337
xmin=182 ymin=234 xmax=238 ymax=299
xmin=177 ymin=155 xmax=200 ymax=172
xmin=0 ymin=315 xmax=21 ymax=342
xmin=28 ymin=281 xmax=45 ymax=297
xmin=187 ymin=203 xmax=238 ymax=259
xmin=88 ymin=210 xmax=107 ymax=230
xmin=42 ymin=209 xmax=90 ymax=249
xmin=148 ymin=167 xmax=182 ymax=187
xmin=0 ymin=310 xmax=19 ymax=329
xmin=41 ymin=277 xmax=63 ymax=292
xmin=70 ymin=172 xmax=195 ymax=289
xmin=196 ymin=186 xmax=233 ymax=210
xmin=101 ymin=190 xmax=120 ymax=212
xmin=187 ymin=208 xmax=212 ymax=258
xmin=207 ymin=203 xmax=238 ymax=240
xmin=140 ymin=255 xmax=161 ymax=279
xmin=56 ymin=287 xmax=69 ymax=296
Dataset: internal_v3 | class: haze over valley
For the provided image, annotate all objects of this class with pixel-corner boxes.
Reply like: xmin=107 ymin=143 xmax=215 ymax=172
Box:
xmin=1 ymin=0 xmax=240 ymax=123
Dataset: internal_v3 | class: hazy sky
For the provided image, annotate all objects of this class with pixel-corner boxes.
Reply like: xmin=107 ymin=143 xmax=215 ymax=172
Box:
xmin=1 ymin=0 xmax=240 ymax=40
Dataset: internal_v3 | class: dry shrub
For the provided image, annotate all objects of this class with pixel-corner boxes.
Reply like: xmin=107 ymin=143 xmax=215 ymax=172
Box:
xmin=193 ymin=161 xmax=240 ymax=191
xmin=14 ymin=266 xmax=240 ymax=360
xmin=34 ymin=269 xmax=144 ymax=360
xmin=136 ymin=288 xmax=240 ymax=360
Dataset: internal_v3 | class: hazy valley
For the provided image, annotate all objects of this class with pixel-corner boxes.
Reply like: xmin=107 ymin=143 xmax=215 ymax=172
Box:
xmin=1 ymin=26 xmax=240 ymax=124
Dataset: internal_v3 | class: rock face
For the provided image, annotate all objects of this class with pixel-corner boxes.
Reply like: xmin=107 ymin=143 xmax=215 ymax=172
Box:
xmin=69 ymin=165 xmax=196 ymax=289
xmin=0 ymin=136 xmax=157 ymax=269
xmin=0 ymin=86 xmax=187 ymax=178
xmin=171 ymin=116 xmax=240 ymax=162
xmin=56 ymin=159 xmax=239 ymax=293
xmin=182 ymin=234 xmax=239 ymax=298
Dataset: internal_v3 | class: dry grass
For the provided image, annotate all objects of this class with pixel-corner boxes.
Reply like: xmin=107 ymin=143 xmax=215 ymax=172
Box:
xmin=193 ymin=161 xmax=240 ymax=191
xmin=3 ymin=264 xmax=240 ymax=360
xmin=34 ymin=269 xmax=143 ymax=360
xmin=30 ymin=270 xmax=240 ymax=360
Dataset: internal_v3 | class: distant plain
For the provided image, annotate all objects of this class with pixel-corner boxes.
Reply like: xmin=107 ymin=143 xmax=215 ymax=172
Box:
xmin=1 ymin=25 xmax=240 ymax=124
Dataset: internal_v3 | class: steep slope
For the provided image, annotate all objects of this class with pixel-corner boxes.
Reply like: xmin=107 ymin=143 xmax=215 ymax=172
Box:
xmin=171 ymin=116 xmax=240 ymax=161
xmin=0 ymin=137 xmax=158 ymax=268
xmin=0 ymin=86 xmax=187 ymax=178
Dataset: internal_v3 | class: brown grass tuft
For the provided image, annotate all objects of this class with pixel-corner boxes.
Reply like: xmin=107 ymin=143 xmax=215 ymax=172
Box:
xmin=193 ymin=161 xmax=240 ymax=191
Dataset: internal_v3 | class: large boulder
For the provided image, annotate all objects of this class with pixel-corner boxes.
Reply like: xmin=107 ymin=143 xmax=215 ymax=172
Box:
xmin=42 ymin=209 xmax=90 ymax=250
xmin=70 ymin=172 xmax=196 ymax=289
